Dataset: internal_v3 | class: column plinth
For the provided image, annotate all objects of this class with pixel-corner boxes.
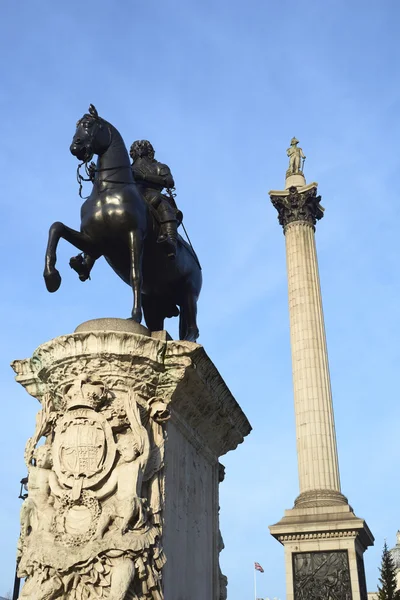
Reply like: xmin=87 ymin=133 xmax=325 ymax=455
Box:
xmin=269 ymin=175 xmax=373 ymax=600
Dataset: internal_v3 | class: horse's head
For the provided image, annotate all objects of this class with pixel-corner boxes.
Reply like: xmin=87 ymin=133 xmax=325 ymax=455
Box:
xmin=70 ymin=104 xmax=111 ymax=162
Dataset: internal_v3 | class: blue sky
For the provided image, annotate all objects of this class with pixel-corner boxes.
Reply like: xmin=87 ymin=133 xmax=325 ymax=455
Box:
xmin=1 ymin=0 xmax=400 ymax=597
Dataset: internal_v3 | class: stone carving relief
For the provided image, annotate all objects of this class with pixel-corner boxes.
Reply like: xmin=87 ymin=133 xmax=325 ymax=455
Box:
xmin=218 ymin=462 xmax=228 ymax=600
xmin=13 ymin=331 xmax=251 ymax=600
xmin=18 ymin=374 xmax=169 ymax=600
xmin=270 ymin=186 xmax=324 ymax=230
xmin=293 ymin=550 xmax=352 ymax=600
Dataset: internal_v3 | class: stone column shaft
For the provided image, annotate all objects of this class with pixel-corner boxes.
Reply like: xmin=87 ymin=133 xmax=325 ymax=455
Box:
xmin=269 ymin=162 xmax=373 ymax=600
xmin=285 ymin=219 xmax=340 ymax=495
xmin=270 ymin=183 xmax=347 ymax=507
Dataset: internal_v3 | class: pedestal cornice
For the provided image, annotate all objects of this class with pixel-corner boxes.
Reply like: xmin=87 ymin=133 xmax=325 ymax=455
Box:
xmin=269 ymin=503 xmax=374 ymax=551
xmin=11 ymin=323 xmax=251 ymax=457
xmin=269 ymin=183 xmax=324 ymax=231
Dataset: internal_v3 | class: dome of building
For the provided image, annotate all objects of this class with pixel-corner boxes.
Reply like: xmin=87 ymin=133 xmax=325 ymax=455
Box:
xmin=389 ymin=531 xmax=400 ymax=571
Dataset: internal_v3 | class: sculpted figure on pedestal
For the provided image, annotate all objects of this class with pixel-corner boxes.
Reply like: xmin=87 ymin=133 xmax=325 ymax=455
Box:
xmin=17 ymin=374 xmax=167 ymax=600
xmin=94 ymin=433 xmax=148 ymax=538
xmin=287 ymin=137 xmax=306 ymax=174
xmin=43 ymin=104 xmax=201 ymax=341
xmin=20 ymin=445 xmax=55 ymax=538
xmin=218 ymin=462 xmax=228 ymax=600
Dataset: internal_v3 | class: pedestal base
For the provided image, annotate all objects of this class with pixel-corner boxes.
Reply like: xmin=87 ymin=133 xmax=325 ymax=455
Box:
xmin=12 ymin=319 xmax=251 ymax=600
xmin=270 ymin=503 xmax=374 ymax=600
xmin=285 ymin=172 xmax=306 ymax=188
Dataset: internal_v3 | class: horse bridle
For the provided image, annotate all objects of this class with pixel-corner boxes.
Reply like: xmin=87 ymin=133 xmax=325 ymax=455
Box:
xmin=76 ymin=116 xmax=131 ymax=199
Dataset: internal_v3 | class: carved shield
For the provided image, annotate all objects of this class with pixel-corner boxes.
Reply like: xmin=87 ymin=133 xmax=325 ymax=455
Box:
xmin=53 ymin=408 xmax=116 ymax=490
xmin=60 ymin=421 xmax=105 ymax=477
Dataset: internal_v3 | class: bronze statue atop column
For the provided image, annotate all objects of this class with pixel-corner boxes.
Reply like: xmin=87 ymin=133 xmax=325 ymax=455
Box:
xmin=287 ymin=137 xmax=306 ymax=174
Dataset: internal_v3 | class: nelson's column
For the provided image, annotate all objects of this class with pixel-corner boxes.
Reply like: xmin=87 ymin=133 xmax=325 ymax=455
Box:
xmin=269 ymin=138 xmax=374 ymax=600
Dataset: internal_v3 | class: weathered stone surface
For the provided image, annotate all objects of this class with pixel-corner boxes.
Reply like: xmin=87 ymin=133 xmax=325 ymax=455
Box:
xmin=12 ymin=319 xmax=251 ymax=600
xmin=270 ymin=503 xmax=373 ymax=600
xmin=75 ymin=318 xmax=151 ymax=336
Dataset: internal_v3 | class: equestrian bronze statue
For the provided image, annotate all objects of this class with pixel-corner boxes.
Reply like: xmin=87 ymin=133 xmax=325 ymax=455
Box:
xmin=43 ymin=105 xmax=202 ymax=341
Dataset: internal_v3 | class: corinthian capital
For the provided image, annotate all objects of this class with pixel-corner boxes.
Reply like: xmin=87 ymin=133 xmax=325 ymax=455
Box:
xmin=270 ymin=185 xmax=324 ymax=231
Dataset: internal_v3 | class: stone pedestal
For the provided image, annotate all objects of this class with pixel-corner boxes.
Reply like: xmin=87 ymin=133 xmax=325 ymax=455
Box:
xmin=285 ymin=171 xmax=306 ymax=190
xmin=269 ymin=503 xmax=373 ymax=600
xmin=269 ymin=182 xmax=373 ymax=600
xmin=12 ymin=319 xmax=250 ymax=600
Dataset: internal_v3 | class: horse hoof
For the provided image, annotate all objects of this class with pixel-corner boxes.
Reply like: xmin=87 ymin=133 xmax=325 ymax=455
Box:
xmin=184 ymin=328 xmax=199 ymax=343
xmin=44 ymin=269 xmax=62 ymax=293
xmin=130 ymin=309 xmax=143 ymax=324
xmin=69 ymin=256 xmax=90 ymax=282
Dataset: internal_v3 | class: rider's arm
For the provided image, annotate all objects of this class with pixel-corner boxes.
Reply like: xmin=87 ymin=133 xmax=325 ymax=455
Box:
xmin=133 ymin=164 xmax=174 ymax=189
xmin=159 ymin=164 xmax=175 ymax=189
xmin=132 ymin=166 xmax=146 ymax=182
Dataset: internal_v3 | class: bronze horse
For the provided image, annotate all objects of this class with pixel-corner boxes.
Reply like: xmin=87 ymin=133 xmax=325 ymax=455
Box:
xmin=43 ymin=105 xmax=202 ymax=341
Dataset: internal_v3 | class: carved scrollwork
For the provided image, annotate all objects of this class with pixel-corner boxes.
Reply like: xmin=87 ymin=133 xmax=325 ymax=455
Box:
xmin=52 ymin=490 xmax=101 ymax=547
xmin=270 ymin=186 xmax=324 ymax=230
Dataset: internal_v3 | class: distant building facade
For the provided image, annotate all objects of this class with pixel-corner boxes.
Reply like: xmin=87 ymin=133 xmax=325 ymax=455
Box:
xmin=390 ymin=531 xmax=400 ymax=590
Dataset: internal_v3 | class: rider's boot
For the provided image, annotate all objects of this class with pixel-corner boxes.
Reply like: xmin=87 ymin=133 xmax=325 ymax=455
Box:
xmin=69 ymin=253 xmax=92 ymax=281
xmin=158 ymin=220 xmax=177 ymax=259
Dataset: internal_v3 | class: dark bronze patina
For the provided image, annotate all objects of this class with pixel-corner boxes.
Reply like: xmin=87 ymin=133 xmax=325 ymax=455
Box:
xmin=43 ymin=105 xmax=201 ymax=341
xmin=130 ymin=140 xmax=180 ymax=260
xmin=271 ymin=186 xmax=324 ymax=231
xmin=293 ymin=551 xmax=352 ymax=600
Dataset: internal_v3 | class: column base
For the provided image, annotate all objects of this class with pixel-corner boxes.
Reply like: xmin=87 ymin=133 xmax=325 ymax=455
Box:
xmin=294 ymin=489 xmax=349 ymax=509
xmin=269 ymin=502 xmax=374 ymax=600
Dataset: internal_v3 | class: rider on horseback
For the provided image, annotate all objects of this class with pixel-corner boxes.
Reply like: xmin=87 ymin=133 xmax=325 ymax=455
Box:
xmin=70 ymin=141 xmax=181 ymax=281
xmin=130 ymin=140 xmax=181 ymax=260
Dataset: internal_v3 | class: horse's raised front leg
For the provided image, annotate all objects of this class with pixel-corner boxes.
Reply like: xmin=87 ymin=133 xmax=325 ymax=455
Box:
xmin=128 ymin=231 xmax=143 ymax=323
xmin=44 ymin=221 xmax=98 ymax=292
